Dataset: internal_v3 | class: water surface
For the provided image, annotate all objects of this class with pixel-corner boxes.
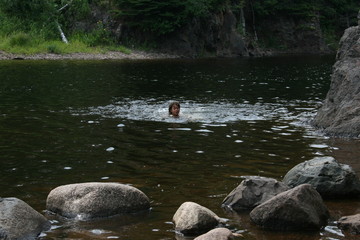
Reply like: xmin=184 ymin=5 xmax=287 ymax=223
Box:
xmin=0 ymin=56 xmax=359 ymax=240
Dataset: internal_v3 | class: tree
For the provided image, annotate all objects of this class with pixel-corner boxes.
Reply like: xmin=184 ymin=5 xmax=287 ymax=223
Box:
xmin=113 ymin=0 xmax=230 ymax=35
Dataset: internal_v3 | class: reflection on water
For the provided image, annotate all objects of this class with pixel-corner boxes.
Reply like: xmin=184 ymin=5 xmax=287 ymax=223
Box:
xmin=0 ymin=56 xmax=359 ymax=240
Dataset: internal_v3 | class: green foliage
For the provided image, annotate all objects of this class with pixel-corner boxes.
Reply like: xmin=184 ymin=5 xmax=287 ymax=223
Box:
xmin=0 ymin=0 xmax=359 ymax=53
xmin=322 ymin=28 xmax=339 ymax=51
xmin=319 ymin=0 xmax=359 ymax=30
xmin=0 ymin=0 xmax=56 ymax=38
xmin=72 ymin=21 xmax=115 ymax=47
xmin=0 ymin=0 xmax=131 ymax=55
xmin=113 ymin=0 xmax=230 ymax=35
xmin=47 ymin=43 xmax=62 ymax=54
xmin=113 ymin=0 xmax=186 ymax=35
xmin=8 ymin=32 xmax=32 ymax=47
xmin=252 ymin=0 xmax=319 ymax=18
xmin=0 ymin=32 xmax=131 ymax=55
xmin=57 ymin=0 xmax=92 ymax=30
xmin=250 ymin=0 xmax=359 ymax=46
xmin=105 ymin=45 xmax=132 ymax=54
xmin=0 ymin=0 xmax=93 ymax=39
xmin=0 ymin=0 xmax=56 ymax=21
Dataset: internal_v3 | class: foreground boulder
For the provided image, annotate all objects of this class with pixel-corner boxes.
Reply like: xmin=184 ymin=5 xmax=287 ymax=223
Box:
xmin=250 ymin=184 xmax=329 ymax=231
xmin=0 ymin=197 xmax=50 ymax=239
xmin=313 ymin=21 xmax=360 ymax=137
xmin=173 ymin=202 xmax=220 ymax=236
xmin=283 ymin=157 xmax=360 ymax=197
xmin=222 ymin=176 xmax=289 ymax=211
xmin=338 ymin=214 xmax=360 ymax=235
xmin=46 ymin=182 xmax=150 ymax=219
xmin=194 ymin=228 xmax=242 ymax=240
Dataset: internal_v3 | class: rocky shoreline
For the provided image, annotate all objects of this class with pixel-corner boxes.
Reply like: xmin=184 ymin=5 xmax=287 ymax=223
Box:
xmin=1 ymin=156 xmax=360 ymax=239
xmin=0 ymin=50 xmax=180 ymax=61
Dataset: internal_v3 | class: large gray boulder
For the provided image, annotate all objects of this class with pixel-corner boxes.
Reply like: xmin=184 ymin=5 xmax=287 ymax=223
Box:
xmin=250 ymin=184 xmax=329 ymax=231
xmin=222 ymin=176 xmax=289 ymax=211
xmin=283 ymin=156 xmax=360 ymax=197
xmin=313 ymin=22 xmax=360 ymax=137
xmin=173 ymin=202 xmax=220 ymax=236
xmin=0 ymin=197 xmax=50 ymax=240
xmin=338 ymin=213 xmax=360 ymax=235
xmin=46 ymin=182 xmax=150 ymax=220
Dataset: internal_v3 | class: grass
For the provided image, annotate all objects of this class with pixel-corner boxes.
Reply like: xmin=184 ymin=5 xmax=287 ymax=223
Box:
xmin=0 ymin=32 xmax=132 ymax=55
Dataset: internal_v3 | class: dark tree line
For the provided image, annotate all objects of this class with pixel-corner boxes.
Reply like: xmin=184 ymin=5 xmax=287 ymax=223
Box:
xmin=0 ymin=0 xmax=358 ymax=43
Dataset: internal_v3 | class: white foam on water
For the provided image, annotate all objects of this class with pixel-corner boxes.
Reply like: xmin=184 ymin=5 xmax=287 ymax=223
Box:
xmin=75 ymin=100 xmax=287 ymax=124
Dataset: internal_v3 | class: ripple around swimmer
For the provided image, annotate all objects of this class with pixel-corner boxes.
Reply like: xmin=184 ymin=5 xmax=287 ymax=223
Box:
xmin=73 ymin=100 xmax=302 ymax=124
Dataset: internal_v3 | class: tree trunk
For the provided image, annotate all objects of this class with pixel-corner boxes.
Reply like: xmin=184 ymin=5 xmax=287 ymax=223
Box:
xmin=240 ymin=7 xmax=246 ymax=35
xmin=249 ymin=0 xmax=258 ymax=41
xmin=56 ymin=22 xmax=69 ymax=44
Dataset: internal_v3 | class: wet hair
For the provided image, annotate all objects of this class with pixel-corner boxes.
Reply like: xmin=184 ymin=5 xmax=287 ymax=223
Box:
xmin=168 ymin=101 xmax=180 ymax=115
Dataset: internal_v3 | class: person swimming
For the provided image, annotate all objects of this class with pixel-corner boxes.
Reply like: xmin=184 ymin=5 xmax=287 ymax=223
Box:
xmin=169 ymin=101 xmax=180 ymax=117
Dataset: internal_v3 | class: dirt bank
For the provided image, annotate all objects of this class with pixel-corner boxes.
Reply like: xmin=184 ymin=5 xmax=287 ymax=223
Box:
xmin=0 ymin=50 xmax=179 ymax=61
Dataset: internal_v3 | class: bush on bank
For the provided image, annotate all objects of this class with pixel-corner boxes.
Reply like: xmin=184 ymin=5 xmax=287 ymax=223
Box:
xmin=0 ymin=0 xmax=129 ymax=55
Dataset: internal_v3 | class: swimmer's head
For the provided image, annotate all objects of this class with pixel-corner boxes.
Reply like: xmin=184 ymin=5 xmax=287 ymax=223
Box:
xmin=169 ymin=101 xmax=180 ymax=117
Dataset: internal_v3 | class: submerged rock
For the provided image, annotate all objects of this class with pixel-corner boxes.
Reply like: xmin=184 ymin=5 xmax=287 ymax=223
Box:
xmin=194 ymin=228 xmax=241 ymax=240
xmin=313 ymin=22 xmax=360 ymax=137
xmin=222 ymin=176 xmax=289 ymax=211
xmin=46 ymin=182 xmax=150 ymax=219
xmin=173 ymin=202 xmax=220 ymax=236
xmin=250 ymin=184 xmax=329 ymax=231
xmin=283 ymin=156 xmax=360 ymax=197
xmin=338 ymin=213 xmax=360 ymax=235
xmin=0 ymin=197 xmax=50 ymax=240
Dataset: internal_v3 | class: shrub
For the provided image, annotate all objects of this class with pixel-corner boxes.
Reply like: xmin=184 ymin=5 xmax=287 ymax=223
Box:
xmin=47 ymin=44 xmax=62 ymax=54
xmin=8 ymin=32 xmax=32 ymax=47
xmin=75 ymin=21 xmax=115 ymax=47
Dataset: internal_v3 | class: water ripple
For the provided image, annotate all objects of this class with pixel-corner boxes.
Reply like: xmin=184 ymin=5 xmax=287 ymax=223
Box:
xmin=74 ymin=100 xmax=299 ymax=123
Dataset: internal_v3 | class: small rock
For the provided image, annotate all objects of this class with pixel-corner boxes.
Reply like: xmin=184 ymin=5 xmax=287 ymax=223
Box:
xmin=173 ymin=202 xmax=220 ymax=236
xmin=194 ymin=228 xmax=241 ymax=240
xmin=222 ymin=176 xmax=289 ymax=210
xmin=338 ymin=213 xmax=360 ymax=234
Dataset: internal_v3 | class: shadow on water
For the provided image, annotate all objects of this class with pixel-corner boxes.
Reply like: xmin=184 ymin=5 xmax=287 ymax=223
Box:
xmin=1 ymin=56 xmax=360 ymax=240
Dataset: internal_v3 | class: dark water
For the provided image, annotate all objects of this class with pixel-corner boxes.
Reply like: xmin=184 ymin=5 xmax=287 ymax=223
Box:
xmin=0 ymin=56 xmax=359 ymax=240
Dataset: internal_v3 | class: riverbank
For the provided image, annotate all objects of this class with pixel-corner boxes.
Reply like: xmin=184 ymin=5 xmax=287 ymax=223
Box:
xmin=0 ymin=50 xmax=180 ymax=61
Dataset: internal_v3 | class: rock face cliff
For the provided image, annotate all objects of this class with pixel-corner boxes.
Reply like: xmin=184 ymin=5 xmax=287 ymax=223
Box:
xmin=76 ymin=4 xmax=333 ymax=57
xmin=118 ymin=9 xmax=249 ymax=57
xmin=118 ymin=9 xmax=329 ymax=57
xmin=158 ymin=9 xmax=248 ymax=57
xmin=313 ymin=14 xmax=360 ymax=138
xmin=255 ymin=14 xmax=329 ymax=54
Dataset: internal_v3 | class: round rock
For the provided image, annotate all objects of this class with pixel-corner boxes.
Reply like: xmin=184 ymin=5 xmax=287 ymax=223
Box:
xmin=173 ymin=202 xmax=220 ymax=236
xmin=194 ymin=228 xmax=240 ymax=240
xmin=46 ymin=182 xmax=150 ymax=219
xmin=0 ymin=197 xmax=50 ymax=239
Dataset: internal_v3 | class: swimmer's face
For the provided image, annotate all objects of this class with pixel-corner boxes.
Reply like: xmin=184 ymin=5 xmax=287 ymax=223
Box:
xmin=170 ymin=104 xmax=180 ymax=117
